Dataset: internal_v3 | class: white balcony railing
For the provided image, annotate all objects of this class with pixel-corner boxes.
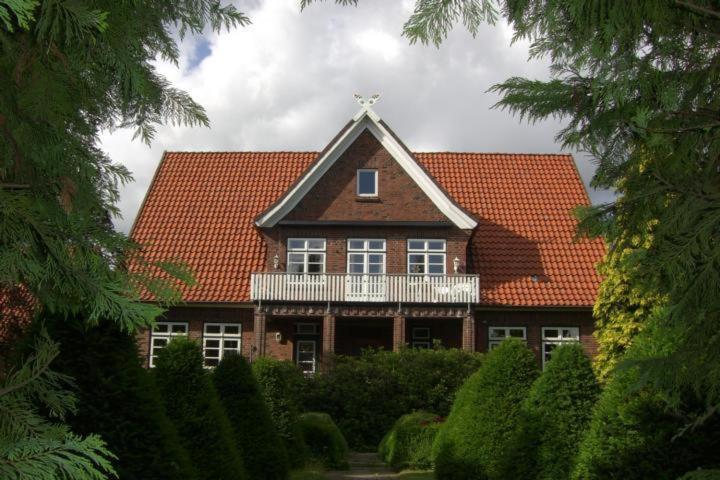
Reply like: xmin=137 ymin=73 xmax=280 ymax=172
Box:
xmin=250 ymin=273 xmax=479 ymax=304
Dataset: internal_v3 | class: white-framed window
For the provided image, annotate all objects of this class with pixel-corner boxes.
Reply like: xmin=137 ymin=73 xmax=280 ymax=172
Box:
xmin=542 ymin=327 xmax=580 ymax=367
xmin=347 ymin=239 xmax=386 ymax=274
xmin=296 ymin=323 xmax=320 ymax=335
xmin=150 ymin=322 xmax=188 ymax=367
xmin=357 ymin=169 xmax=378 ymax=196
xmin=488 ymin=326 xmax=527 ymax=350
xmin=287 ymin=238 xmax=326 ymax=274
xmin=412 ymin=327 xmax=431 ymax=348
xmin=202 ymin=323 xmax=242 ymax=367
xmin=296 ymin=340 xmax=317 ymax=375
xmin=407 ymin=239 xmax=446 ymax=275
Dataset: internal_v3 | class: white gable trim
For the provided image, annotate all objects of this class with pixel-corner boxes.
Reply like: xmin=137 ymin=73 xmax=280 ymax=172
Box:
xmin=255 ymin=108 xmax=477 ymax=230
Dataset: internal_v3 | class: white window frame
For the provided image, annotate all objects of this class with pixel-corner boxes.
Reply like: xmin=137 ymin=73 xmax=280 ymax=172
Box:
xmin=296 ymin=339 xmax=317 ymax=375
xmin=149 ymin=322 xmax=188 ymax=368
xmin=202 ymin=323 xmax=242 ymax=368
xmin=356 ymin=169 xmax=378 ymax=197
xmin=541 ymin=326 xmax=580 ymax=368
xmin=488 ymin=326 xmax=527 ymax=350
xmin=347 ymin=239 xmax=386 ymax=275
xmin=287 ymin=238 xmax=326 ymax=275
xmin=407 ymin=239 xmax=446 ymax=275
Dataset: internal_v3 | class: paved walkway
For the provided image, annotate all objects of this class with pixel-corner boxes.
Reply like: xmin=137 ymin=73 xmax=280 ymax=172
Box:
xmin=325 ymin=453 xmax=432 ymax=480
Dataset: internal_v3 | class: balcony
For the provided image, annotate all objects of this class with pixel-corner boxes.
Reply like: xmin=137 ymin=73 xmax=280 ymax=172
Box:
xmin=250 ymin=273 xmax=480 ymax=304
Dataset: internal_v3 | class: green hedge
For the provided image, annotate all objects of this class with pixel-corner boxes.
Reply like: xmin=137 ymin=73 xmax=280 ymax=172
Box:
xmin=213 ymin=353 xmax=289 ymax=480
xmin=41 ymin=317 xmax=196 ymax=480
xmin=297 ymin=412 xmax=349 ymax=470
xmin=503 ymin=343 xmax=599 ymax=480
xmin=433 ymin=339 xmax=538 ymax=480
xmin=379 ymin=411 xmax=443 ymax=471
xmin=252 ymin=357 xmax=309 ymax=467
xmin=304 ymin=347 xmax=483 ymax=449
xmin=572 ymin=364 xmax=720 ymax=479
xmin=154 ymin=337 xmax=248 ymax=480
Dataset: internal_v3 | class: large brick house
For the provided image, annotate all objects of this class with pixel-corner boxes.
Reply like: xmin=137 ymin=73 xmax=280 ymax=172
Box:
xmin=131 ymin=102 xmax=605 ymax=373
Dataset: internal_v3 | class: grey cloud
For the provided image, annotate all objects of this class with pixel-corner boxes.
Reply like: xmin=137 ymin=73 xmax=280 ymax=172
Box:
xmin=103 ymin=0 xmax=613 ymax=234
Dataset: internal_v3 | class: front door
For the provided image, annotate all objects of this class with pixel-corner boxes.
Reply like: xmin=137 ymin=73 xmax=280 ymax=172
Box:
xmin=346 ymin=239 xmax=386 ymax=301
xmin=296 ymin=340 xmax=317 ymax=375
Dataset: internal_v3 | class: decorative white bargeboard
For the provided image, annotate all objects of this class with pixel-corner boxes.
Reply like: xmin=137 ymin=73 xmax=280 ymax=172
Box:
xmin=250 ymin=273 xmax=480 ymax=304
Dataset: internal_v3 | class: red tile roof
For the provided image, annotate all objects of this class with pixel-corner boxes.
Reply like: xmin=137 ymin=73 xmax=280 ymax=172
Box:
xmin=131 ymin=151 xmax=604 ymax=307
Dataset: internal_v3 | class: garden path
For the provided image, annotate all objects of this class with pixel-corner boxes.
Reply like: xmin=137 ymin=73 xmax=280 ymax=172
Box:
xmin=325 ymin=453 xmax=433 ymax=480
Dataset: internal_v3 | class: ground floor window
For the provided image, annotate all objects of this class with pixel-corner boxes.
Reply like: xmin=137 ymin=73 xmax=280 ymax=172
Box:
xmin=296 ymin=340 xmax=317 ymax=375
xmin=542 ymin=326 xmax=580 ymax=367
xmin=150 ymin=322 xmax=188 ymax=367
xmin=488 ymin=326 xmax=527 ymax=350
xmin=203 ymin=323 xmax=242 ymax=367
xmin=411 ymin=327 xmax=431 ymax=348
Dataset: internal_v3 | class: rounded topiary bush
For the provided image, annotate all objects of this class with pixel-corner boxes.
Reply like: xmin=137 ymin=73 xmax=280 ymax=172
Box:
xmin=572 ymin=364 xmax=720 ymax=480
xmin=43 ymin=317 xmax=197 ymax=480
xmin=433 ymin=338 xmax=539 ymax=480
xmin=503 ymin=343 xmax=600 ymax=480
xmin=154 ymin=337 xmax=248 ymax=480
xmin=213 ymin=353 xmax=289 ymax=480
xmin=297 ymin=412 xmax=349 ymax=470
xmin=252 ymin=357 xmax=309 ymax=467
xmin=379 ymin=411 xmax=443 ymax=471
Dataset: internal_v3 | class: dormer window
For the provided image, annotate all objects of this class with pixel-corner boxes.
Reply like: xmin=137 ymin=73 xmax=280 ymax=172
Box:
xmin=357 ymin=169 xmax=378 ymax=196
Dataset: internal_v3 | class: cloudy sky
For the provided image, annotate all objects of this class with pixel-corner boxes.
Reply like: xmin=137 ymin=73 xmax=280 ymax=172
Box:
xmin=102 ymin=0 xmax=613 ymax=234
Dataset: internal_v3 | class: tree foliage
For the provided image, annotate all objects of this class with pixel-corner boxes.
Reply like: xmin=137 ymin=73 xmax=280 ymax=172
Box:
xmin=0 ymin=0 xmax=247 ymax=329
xmin=303 ymin=347 xmax=483 ymax=449
xmin=378 ymin=411 xmax=443 ymax=471
xmin=432 ymin=339 xmax=538 ymax=480
xmin=296 ymin=412 xmax=349 ymax=470
xmin=252 ymin=357 xmax=308 ymax=468
xmin=572 ymin=343 xmax=720 ymax=479
xmin=504 ymin=344 xmax=600 ymax=480
xmin=42 ymin=315 xmax=196 ymax=480
xmin=0 ymin=330 xmax=114 ymax=479
xmin=154 ymin=337 xmax=248 ymax=480
xmin=213 ymin=353 xmax=289 ymax=480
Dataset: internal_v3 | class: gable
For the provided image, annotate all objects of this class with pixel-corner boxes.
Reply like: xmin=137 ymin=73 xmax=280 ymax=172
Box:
xmin=283 ymin=129 xmax=449 ymax=223
xmin=255 ymin=108 xmax=477 ymax=229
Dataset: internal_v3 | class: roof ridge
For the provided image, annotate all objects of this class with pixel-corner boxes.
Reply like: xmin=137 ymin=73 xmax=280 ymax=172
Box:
xmin=164 ymin=150 xmax=573 ymax=156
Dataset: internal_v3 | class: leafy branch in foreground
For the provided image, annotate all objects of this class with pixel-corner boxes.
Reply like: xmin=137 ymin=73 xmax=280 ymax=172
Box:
xmin=0 ymin=330 xmax=115 ymax=479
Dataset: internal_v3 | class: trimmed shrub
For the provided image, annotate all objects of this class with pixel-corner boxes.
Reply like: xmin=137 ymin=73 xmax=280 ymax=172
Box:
xmin=252 ymin=356 xmax=309 ymax=467
xmin=572 ymin=365 xmax=720 ymax=479
xmin=503 ymin=343 xmax=599 ymax=480
xmin=213 ymin=353 xmax=290 ymax=480
xmin=433 ymin=338 xmax=538 ymax=480
xmin=297 ymin=412 xmax=349 ymax=470
xmin=154 ymin=337 xmax=248 ymax=480
xmin=43 ymin=317 xmax=196 ymax=480
xmin=303 ymin=347 xmax=483 ymax=449
xmin=379 ymin=411 xmax=443 ymax=471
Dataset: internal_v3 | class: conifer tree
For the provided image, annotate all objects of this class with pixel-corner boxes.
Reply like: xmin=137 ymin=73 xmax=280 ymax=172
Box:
xmin=504 ymin=343 xmax=600 ymax=480
xmin=43 ymin=316 xmax=197 ymax=480
xmin=433 ymin=338 xmax=538 ymax=480
xmin=154 ymin=337 xmax=248 ymax=480
xmin=213 ymin=353 xmax=290 ymax=480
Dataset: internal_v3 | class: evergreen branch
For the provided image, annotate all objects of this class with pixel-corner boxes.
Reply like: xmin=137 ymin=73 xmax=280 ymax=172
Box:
xmin=674 ymin=1 xmax=720 ymax=20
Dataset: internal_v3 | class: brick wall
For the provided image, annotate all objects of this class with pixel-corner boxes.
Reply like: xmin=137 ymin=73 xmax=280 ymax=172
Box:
xmin=261 ymin=226 xmax=471 ymax=274
xmin=475 ymin=309 xmax=596 ymax=363
xmin=285 ymin=129 xmax=448 ymax=222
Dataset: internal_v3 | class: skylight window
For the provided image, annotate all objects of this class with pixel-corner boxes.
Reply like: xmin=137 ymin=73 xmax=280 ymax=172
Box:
xmin=357 ymin=169 xmax=378 ymax=196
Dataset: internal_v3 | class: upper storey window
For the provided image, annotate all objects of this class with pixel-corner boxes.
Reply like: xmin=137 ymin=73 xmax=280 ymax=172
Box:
xmin=357 ymin=169 xmax=378 ymax=196
xmin=287 ymin=238 xmax=326 ymax=274
xmin=408 ymin=239 xmax=446 ymax=275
